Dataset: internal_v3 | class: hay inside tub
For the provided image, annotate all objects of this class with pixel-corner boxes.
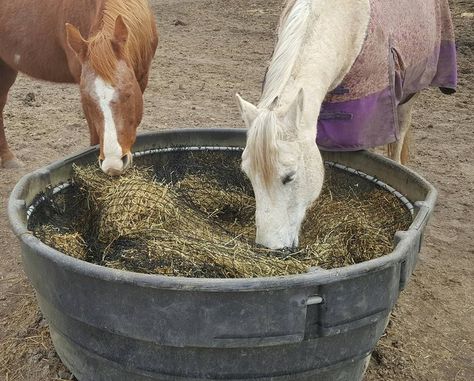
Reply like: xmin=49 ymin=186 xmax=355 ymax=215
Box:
xmin=28 ymin=150 xmax=413 ymax=278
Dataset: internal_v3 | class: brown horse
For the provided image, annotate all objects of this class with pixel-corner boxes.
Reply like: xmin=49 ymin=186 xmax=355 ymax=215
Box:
xmin=0 ymin=0 xmax=158 ymax=175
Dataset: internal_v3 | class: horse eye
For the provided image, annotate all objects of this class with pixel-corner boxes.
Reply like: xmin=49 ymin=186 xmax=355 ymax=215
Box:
xmin=282 ymin=171 xmax=296 ymax=185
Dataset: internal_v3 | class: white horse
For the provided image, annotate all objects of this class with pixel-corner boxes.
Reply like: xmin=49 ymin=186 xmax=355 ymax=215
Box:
xmin=236 ymin=0 xmax=456 ymax=249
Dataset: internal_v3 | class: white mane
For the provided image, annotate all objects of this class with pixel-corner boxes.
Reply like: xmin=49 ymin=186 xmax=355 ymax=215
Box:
xmin=259 ymin=0 xmax=313 ymax=108
xmin=246 ymin=0 xmax=315 ymax=188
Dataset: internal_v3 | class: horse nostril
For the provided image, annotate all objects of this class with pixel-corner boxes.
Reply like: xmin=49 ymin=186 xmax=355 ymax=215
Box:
xmin=121 ymin=154 xmax=132 ymax=169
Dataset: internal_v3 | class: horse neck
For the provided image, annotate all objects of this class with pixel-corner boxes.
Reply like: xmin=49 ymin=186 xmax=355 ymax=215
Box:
xmin=261 ymin=0 xmax=371 ymax=133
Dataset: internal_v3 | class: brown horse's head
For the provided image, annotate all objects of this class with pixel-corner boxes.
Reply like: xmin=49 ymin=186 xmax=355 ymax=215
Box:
xmin=66 ymin=16 xmax=143 ymax=176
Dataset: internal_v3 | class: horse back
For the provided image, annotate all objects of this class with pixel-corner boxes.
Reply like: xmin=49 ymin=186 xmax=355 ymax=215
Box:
xmin=0 ymin=1 xmax=89 ymax=82
xmin=317 ymin=0 xmax=457 ymax=151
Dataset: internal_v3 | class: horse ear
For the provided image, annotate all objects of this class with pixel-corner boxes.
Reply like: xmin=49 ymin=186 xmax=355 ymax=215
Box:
xmin=236 ymin=93 xmax=258 ymax=127
xmin=285 ymin=88 xmax=304 ymax=128
xmin=66 ymin=23 xmax=88 ymax=63
xmin=112 ymin=15 xmax=129 ymax=56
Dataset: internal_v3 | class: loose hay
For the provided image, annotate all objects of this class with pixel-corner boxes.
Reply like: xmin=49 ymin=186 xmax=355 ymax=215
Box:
xmin=176 ymin=174 xmax=255 ymax=236
xmin=29 ymin=151 xmax=413 ymax=278
xmin=105 ymin=231 xmax=307 ymax=278
xmin=34 ymin=225 xmax=88 ymax=260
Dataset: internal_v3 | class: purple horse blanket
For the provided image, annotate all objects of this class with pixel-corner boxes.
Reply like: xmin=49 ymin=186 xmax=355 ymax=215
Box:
xmin=317 ymin=0 xmax=457 ymax=151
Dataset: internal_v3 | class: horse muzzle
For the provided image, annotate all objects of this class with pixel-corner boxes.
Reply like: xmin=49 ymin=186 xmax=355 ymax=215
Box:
xmin=99 ymin=152 xmax=132 ymax=176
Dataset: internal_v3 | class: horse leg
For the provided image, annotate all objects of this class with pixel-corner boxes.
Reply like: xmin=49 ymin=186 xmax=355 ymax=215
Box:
xmin=0 ymin=60 xmax=21 ymax=168
xmin=387 ymin=93 xmax=419 ymax=165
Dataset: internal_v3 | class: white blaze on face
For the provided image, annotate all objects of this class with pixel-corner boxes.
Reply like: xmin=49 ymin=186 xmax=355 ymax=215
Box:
xmin=94 ymin=77 xmax=123 ymax=175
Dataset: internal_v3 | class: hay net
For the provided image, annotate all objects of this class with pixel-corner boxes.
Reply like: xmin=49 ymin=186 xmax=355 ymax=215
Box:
xmin=28 ymin=148 xmax=413 ymax=278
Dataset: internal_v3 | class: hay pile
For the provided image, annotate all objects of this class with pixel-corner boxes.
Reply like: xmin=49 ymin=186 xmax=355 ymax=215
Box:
xmin=47 ymin=165 xmax=307 ymax=277
xmin=30 ymin=152 xmax=412 ymax=278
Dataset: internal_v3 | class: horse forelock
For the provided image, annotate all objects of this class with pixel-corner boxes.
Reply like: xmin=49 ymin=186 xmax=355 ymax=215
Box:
xmin=88 ymin=0 xmax=156 ymax=84
xmin=246 ymin=111 xmax=281 ymax=189
xmin=88 ymin=35 xmax=117 ymax=83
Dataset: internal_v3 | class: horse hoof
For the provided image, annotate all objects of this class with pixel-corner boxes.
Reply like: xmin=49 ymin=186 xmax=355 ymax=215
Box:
xmin=2 ymin=158 xmax=24 ymax=169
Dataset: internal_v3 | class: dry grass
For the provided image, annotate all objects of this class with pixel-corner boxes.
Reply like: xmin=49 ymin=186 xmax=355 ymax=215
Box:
xmin=30 ymin=156 xmax=412 ymax=278
xmin=34 ymin=225 xmax=88 ymax=260
xmin=0 ymin=289 xmax=65 ymax=381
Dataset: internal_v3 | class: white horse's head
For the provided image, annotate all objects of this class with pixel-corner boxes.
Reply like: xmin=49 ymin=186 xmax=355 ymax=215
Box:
xmin=236 ymin=89 xmax=324 ymax=249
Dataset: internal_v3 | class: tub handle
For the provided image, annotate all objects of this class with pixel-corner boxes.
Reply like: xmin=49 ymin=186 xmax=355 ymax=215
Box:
xmin=306 ymin=295 xmax=324 ymax=305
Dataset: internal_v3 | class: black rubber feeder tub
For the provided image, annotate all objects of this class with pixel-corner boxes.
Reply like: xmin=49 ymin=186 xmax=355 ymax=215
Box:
xmin=8 ymin=128 xmax=437 ymax=381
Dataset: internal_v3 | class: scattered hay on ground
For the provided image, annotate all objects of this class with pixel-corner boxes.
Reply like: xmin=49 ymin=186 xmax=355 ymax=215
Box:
xmin=0 ymin=284 xmax=73 ymax=381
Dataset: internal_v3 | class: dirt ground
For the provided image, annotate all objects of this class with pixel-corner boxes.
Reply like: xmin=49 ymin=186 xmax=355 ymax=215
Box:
xmin=0 ymin=0 xmax=473 ymax=380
